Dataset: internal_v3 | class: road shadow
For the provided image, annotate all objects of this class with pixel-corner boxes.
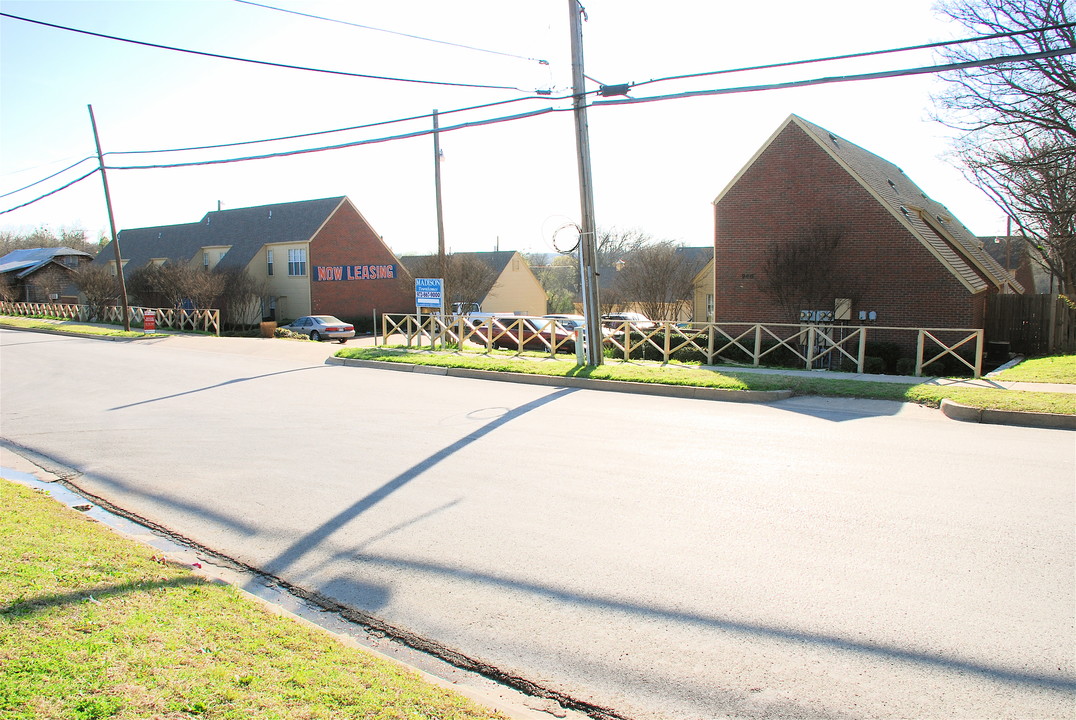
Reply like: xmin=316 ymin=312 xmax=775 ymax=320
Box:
xmin=261 ymin=388 xmax=577 ymax=576
xmin=2 ymin=576 xmax=206 ymax=618
xmin=107 ymin=365 xmax=329 ymax=411
xmin=335 ymin=551 xmax=1076 ymax=695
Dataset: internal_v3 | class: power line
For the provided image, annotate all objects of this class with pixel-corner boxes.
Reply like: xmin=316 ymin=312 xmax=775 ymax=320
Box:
xmin=5 ymin=41 xmax=1072 ymax=215
xmin=0 ymin=11 xmax=539 ymax=92
xmin=0 ymin=169 xmax=98 ymax=216
xmin=0 ymin=157 xmax=97 ymax=199
xmin=104 ymin=106 xmax=564 ymax=171
xmin=232 ymin=0 xmax=550 ymax=66
xmin=596 ymin=46 xmax=1076 ymax=107
xmin=632 ymin=21 xmax=1076 ymax=90
xmin=106 ymin=93 xmax=576 ymax=156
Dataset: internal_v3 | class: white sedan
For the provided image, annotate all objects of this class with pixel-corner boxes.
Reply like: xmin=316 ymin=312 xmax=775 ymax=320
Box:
xmin=282 ymin=315 xmax=355 ymax=343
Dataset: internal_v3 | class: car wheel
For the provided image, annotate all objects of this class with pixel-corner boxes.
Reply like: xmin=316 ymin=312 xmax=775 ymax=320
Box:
xmin=337 ymin=338 xmax=347 ymax=344
xmin=310 ymin=331 xmax=320 ymax=341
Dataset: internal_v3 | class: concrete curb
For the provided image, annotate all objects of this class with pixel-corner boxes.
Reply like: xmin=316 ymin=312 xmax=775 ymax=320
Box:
xmin=940 ymin=398 xmax=1076 ymax=431
xmin=328 ymin=356 xmax=792 ymax=403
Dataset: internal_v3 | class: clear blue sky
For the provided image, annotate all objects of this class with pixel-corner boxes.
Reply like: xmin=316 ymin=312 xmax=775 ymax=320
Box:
xmin=1 ymin=0 xmax=1009 ymax=256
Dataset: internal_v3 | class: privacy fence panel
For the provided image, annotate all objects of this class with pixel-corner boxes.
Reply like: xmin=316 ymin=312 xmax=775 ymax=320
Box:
xmin=987 ymin=294 xmax=1076 ymax=355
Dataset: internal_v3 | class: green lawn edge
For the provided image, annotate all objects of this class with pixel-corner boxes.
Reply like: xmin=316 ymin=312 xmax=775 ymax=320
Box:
xmin=0 ymin=316 xmax=145 ymax=338
xmin=0 ymin=479 xmax=507 ymax=720
xmin=337 ymin=346 xmax=1076 ymax=416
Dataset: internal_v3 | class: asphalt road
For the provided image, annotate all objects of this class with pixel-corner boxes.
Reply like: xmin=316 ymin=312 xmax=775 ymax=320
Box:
xmin=2 ymin=328 xmax=1074 ymax=720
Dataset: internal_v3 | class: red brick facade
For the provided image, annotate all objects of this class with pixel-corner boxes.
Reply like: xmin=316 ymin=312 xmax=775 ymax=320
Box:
xmin=714 ymin=121 xmax=995 ymax=329
xmin=309 ymin=200 xmax=415 ymax=320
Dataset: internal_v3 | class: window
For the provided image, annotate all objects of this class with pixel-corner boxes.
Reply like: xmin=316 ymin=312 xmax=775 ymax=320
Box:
xmin=706 ymin=293 xmax=714 ymax=322
xmin=203 ymin=252 xmax=209 ymax=270
xmin=266 ymin=249 xmax=274 ymax=276
xmin=288 ymin=248 xmax=306 ymax=276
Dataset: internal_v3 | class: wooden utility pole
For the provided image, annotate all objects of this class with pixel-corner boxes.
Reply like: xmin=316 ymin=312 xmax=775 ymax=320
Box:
xmin=88 ymin=104 xmax=130 ymax=331
xmin=433 ymin=109 xmax=447 ymax=305
xmin=569 ymin=0 xmax=604 ymax=365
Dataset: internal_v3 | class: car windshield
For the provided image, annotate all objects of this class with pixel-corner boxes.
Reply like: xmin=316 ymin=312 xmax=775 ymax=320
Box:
xmin=312 ymin=316 xmax=343 ymax=324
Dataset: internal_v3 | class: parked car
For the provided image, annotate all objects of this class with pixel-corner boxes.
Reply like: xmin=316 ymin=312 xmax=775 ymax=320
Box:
xmin=465 ymin=315 xmax=575 ymax=353
xmin=543 ymin=313 xmax=585 ymax=331
xmin=601 ymin=312 xmax=657 ymax=331
xmin=281 ymin=315 xmax=355 ymax=343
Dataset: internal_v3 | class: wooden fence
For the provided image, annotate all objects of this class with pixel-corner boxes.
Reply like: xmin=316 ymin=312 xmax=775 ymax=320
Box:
xmin=0 ymin=301 xmax=220 ymax=336
xmin=986 ymin=294 xmax=1076 ymax=356
xmin=382 ymin=314 xmax=985 ymax=377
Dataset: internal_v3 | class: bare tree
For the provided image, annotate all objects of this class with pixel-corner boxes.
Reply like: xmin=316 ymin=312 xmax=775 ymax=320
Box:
xmin=74 ymin=264 xmax=119 ymax=320
xmin=596 ymin=227 xmax=651 ymax=269
xmin=933 ymin=0 xmax=1076 ymax=294
xmin=530 ymin=253 xmax=580 ymax=313
xmin=213 ymin=266 xmax=268 ymax=329
xmin=0 ymin=226 xmax=98 ymax=256
xmin=610 ymin=241 xmax=704 ymax=321
xmin=126 ymin=264 xmax=224 ymax=310
xmin=406 ymin=253 xmax=498 ymax=310
xmin=761 ymin=225 xmax=858 ymax=320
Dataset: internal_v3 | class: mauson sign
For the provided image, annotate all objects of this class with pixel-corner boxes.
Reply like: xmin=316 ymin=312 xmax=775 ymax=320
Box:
xmin=313 ymin=264 xmax=397 ymax=282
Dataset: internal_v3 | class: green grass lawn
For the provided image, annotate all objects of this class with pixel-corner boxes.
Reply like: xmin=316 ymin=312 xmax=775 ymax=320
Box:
xmin=336 ymin=346 xmax=1076 ymax=415
xmin=989 ymin=354 xmax=1076 ymax=384
xmin=0 ymin=480 xmax=507 ymax=720
xmin=0 ymin=316 xmax=145 ymax=338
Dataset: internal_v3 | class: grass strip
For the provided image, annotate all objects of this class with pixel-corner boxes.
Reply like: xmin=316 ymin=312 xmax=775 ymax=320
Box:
xmin=0 ymin=316 xmax=144 ymax=338
xmin=0 ymin=480 xmax=506 ymax=720
xmin=988 ymin=354 xmax=1076 ymax=384
xmin=337 ymin=346 xmax=1075 ymax=416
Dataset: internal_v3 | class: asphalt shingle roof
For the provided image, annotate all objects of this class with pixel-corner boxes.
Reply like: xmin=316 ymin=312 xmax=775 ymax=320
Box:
xmin=789 ymin=116 xmax=1019 ymax=293
xmin=0 ymin=247 xmax=93 ymax=278
xmin=99 ymin=197 xmax=346 ymax=274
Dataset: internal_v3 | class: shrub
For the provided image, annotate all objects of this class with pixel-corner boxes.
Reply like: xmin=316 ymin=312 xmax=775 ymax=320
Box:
xmin=864 ymin=341 xmax=901 ymax=373
xmin=895 ymin=358 xmax=916 ymax=376
xmin=863 ymin=356 xmax=886 ymax=374
xmin=275 ymin=327 xmax=309 ymax=340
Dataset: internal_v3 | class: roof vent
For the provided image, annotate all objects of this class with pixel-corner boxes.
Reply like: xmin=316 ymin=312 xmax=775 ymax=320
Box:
xmin=268 ymin=210 xmax=272 ymax=219
xmin=899 ymin=206 xmax=910 ymax=216
xmin=887 ymin=179 xmax=896 ymax=189
xmin=827 ymin=132 xmax=838 ymax=144
xmin=158 ymin=232 xmax=162 ymax=239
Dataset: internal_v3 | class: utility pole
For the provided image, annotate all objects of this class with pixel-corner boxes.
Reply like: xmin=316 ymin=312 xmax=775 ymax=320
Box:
xmin=569 ymin=0 xmax=604 ymax=366
xmin=88 ymin=104 xmax=130 ymax=332
xmin=433 ymin=109 xmax=447 ymax=306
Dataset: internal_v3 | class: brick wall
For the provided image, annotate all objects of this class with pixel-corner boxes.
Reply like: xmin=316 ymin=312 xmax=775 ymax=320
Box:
xmin=308 ymin=201 xmax=415 ymax=321
xmin=714 ymin=122 xmax=988 ymax=329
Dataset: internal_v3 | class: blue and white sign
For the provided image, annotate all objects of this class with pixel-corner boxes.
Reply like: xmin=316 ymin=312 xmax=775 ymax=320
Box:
xmin=415 ymin=278 xmax=444 ymax=309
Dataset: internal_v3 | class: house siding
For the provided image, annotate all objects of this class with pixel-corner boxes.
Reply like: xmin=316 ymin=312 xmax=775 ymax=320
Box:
xmin=714 ymin=121 xmax=987 ymax=330
xmin=307 ymin=201 xmax=414 ymax=321
xmin=481 ymin=252 xmax=547 ymax=315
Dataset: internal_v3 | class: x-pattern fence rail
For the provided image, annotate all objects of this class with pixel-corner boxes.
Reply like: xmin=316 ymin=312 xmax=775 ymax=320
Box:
xmin=0 ymin=301 xmax=221 ymax=336
xmin=382 ymin=314 xmax=984 ymax=378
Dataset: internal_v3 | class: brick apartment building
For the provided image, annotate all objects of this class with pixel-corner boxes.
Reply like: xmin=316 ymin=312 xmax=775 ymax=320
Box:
xmin=711 ymin=115 xmax=1020 ymax=329
xmin=99 ymin=196 xmax=415 ymax=323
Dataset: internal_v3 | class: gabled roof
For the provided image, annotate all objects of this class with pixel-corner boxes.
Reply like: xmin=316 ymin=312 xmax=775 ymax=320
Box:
xmin=101 ymin=197 xmax=347 ymax=272
xmin=399 ymin=250 xmax=521 ymax=275
xmin=0 ymin=247 xmax=93 ymax=278
xmin=714 ymin=115 xmax=1020 ymax=294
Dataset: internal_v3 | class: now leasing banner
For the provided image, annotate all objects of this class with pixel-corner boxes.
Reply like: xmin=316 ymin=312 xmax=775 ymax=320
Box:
xmin=313 ymin=264 xmax=397 ymax=282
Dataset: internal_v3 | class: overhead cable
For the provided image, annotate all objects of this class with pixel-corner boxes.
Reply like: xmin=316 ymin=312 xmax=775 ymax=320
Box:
xmin=0 ymin=11 xmax=539 ymax=92
xmin=0 ymin=157 xmax=97 ymax=199
xmin=0 ymin=169 xmax=98 ymax=216
xmin=106 ymin=92 xmax=580 ymax=156
xmin=633 ymin=21 xmax=1076 ymax=89
xmin=104 ymin=107 xmax=563 ymax=170
xmin=232 ymin=0 xmax=550 ymax=66
xmin=596 ymin=47 xmax=1076 ymax=107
